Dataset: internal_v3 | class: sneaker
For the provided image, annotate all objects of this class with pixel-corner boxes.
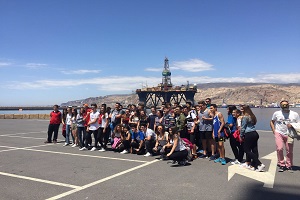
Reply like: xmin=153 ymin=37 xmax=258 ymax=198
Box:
xmin=248 ymin=166 xmax=255 ymax=171
xmin=221 ymin=158 xmax=227 ymax=165
xmin=168 ymin=160 xmax=177 ymax=164
xmin=231 ymin=159 xmax=241 ymax=165
xmin=196 ymin=149 xmax=204 ymax=154
xmin=44 ymin=140 xmax=52 ymax=144
xmin=214 ymin=158 xmax=221 ymax=163
xmin=71 ymin=144 xmax=77 ymax=148
xmin=240 ymin=163 xmax=250 ymax=168
xmin=209 ymin=155 xmax=217 ymax=161
xmin=120 ymin=149 xmax=128 ymax=154
xmin=98 ymin=148 xmax=106 ymax=152
xmin=179 ymin=160 xmax=187 ymax=166
xmin=144 ymin=152 xmax=152 ymax=157
xmin=79 ymin=147 xmax=87 ymax=151
xmin=53 ymin=140 xmax=57 ymax=144
xmin=278 ymin=166 xmax=285 ymax=172
xmin=63 ymin=143 xmax=69 ymax=146
xmin=199 ymin=154 xmax=208 ymax=159
xmin=286 ymin=167 xmax=293 ymax=173
xmin=256 ymin=164 xmax=265 ymax=172
xmin=90 ymin=147 xmax=97 ymax=151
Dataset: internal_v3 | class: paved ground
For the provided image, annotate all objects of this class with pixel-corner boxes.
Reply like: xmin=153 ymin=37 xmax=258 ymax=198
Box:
xmin=0 ymin=119 xmax=300 ymax=200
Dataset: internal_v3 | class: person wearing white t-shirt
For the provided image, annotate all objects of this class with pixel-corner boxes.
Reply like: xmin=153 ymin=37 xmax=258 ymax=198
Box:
xmin=80 ymin=104 xmax=100 ymax=151
xmin=270 ymin=100 xmax=300 ymax=172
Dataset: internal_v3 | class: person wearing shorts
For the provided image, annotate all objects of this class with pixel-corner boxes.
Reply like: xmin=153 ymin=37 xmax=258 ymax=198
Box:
xmin=197 ymin=101 xmax=215 ymax=159
xmin=210 ymin=104 xmax=226 ymax=165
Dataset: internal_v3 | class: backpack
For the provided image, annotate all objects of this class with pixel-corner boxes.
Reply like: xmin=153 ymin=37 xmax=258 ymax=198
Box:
xmin=223 ymin=123 xmax=231 ymax=139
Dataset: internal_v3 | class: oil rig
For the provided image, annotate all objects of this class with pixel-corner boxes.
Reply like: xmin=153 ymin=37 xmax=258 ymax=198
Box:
xmin=136 ymin=57 xmax=197 ymax=107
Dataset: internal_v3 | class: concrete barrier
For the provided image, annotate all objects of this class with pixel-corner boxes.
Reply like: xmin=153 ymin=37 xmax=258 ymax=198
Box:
xmin=38 ymin=114 xmax=47 ymax=119
xmin=0 ymin=114 xmax=51 ymax=120
xmin=23 ymin=114 xmax=30 ymax=119
xmin=13 ymin=114 xmax=23 ymax=119
xmin=29 ymin=114 xmax=39 ymax=119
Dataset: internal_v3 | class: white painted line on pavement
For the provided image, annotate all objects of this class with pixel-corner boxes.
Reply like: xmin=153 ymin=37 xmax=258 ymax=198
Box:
xmin=228 ymin=151 xmax=277 ymax=188
xmin=22 ymin=148 xmax=148 ymax=163
xmin=0 ymin=144 xmax=54 ymax=153
xmin=46 ymin=159 xmax=159 ymax=200
xmin=0 ymin=135 xmax=45 ymax=140
xmin=0 ymin=145 xmax=148 ymax=163
xmin=0 ymin=131 xmax=44 ymax=136
xmin=0 ymin=171 xmax=80 ymax=189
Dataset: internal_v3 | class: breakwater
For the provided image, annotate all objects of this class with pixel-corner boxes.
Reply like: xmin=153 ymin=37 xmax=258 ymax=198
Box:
xmin=0 ymin=106 xmax=54 ymax=110
xmin=0 ymin=114 xmax=50 ymax=120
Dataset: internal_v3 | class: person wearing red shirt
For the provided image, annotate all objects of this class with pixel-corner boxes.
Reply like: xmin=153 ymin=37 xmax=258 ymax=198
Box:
xmin=45 ymin=105 xmax=62 ymax=143
xmin=83 ymin=104 xmax=92 ymax=145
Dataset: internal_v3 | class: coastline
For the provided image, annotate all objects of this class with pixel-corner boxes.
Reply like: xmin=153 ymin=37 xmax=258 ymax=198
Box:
xmin=0 ymin=114 xmax=50 ymax=120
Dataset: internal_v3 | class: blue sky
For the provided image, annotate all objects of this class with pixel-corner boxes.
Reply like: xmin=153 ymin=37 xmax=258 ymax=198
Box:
xmin=0 ymin=0 xmax=299 ymax=106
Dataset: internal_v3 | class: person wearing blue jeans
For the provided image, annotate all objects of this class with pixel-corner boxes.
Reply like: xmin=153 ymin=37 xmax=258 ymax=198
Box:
xmin=63 ymin=107 xmax=72 ymax=146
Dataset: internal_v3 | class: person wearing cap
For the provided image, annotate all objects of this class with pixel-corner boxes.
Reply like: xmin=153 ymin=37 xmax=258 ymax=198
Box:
xmin=270 ymin=100 xmax=300 ymax=172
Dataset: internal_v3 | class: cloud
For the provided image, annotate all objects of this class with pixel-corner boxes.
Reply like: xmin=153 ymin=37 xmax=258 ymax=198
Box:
xmin=171 ymin=59 xmax=214 ymax=72
xmin=61 ymin=69 xmax=101 ymax=75
xmin=26 ymin=63 xmax=48 ymax=69
xmin=4 ymin=73 xmax=300 ymax=91
xmin=0 ymin=62 xmax=12 ymax=67
xmin=257 ymin=73 xmax=300 ymax=83
xmin=145 ymin=68 xmax=161 ymax=72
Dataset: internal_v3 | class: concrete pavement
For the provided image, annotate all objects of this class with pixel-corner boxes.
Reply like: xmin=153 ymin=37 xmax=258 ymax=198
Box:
xmin=0 ymin=119 xmax=299 ymax=200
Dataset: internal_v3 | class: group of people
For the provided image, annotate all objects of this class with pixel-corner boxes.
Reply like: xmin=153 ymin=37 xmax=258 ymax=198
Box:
xmin=45 ymin=98 xmax=299 ymax=171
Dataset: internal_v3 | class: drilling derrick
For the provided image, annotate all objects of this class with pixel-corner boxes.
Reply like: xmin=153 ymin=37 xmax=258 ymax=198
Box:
xmin=136 ymin=57 xmax=197 ymax=108
xmin=162 ymin=57 xmax=172 ymax=91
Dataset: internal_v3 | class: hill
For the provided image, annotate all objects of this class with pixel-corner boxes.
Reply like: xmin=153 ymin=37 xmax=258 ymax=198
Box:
xmin=61 ymin=83 xmax=300 ymax=107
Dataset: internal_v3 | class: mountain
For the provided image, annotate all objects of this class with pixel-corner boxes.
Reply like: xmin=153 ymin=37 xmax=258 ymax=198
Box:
xmin=61 ymin=83 xmax=300 ymax=107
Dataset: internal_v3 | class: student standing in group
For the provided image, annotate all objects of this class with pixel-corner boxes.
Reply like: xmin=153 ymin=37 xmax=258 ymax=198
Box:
xmin=121 ymin=108 xmax=131 ymax=126
xmin=45 ymin=105 xmax=61 ymax=144
xmin=153 ymin=109 xmax=163 ymax=132
xmin=210 ymin=104 xmax=227 ymax=165
xmin=138 ymin=110 xmax=148 ymax=130
xmin=240 ymin=105 xmax=265 ymax=172
xmin=270 ymin=100 xmax=300 ymax=172
xmin=230 ymin=109 xmax=244 ymax=164
xmin=80 ymin=104 xmax=100 ymax=151
xmin=98 ymin=104 xmax=109 ymax=152
xmin=76 ymin=107 xmax=85 ymax=149
xmin=183 ymin=105 xmax=198 ymax=157
xmin=83 ymin=104 xmax=92 ymax=146
xmin=227 ymin=105 xmax=240 ymax=164
xmin=147 ymin=106 xmax=157 ymax=131
xmin=197 ymin=101 xmax=214 ymax=159
xmin=61 ymin=108 xmax=67 ymax=139
xmin=71 ymin=108 xmax=79 ymax=147
xmin=161 ymin=103 xmax=176 ymax=132
xmin=63 ymin=107 xmax=73 ymax=146
xmin=174 ymin=105 xmax=186 ymax=137
xmin=109 ymin=102 xmax=124 ymax=131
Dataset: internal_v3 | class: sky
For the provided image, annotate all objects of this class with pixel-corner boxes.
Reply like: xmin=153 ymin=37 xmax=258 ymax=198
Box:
xmin=0 ymin=0 xmax=300 ymax=106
